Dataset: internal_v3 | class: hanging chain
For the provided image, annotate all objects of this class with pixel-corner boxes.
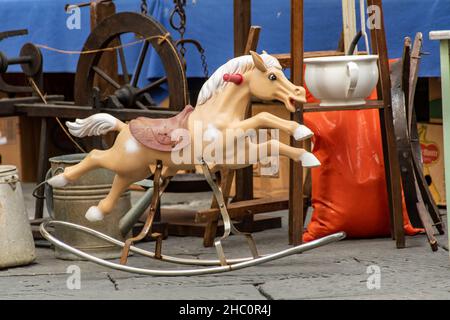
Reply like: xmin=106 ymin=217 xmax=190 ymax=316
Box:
xmin=170 ymin=0 xmax=187 ymax=57
xmin=140 ymin=0 xmax=148 ymax=15
xmin=169 ymin=0 xmax=209 ymax=78
xmin=199 ymin=46 xmax=209 ymax=78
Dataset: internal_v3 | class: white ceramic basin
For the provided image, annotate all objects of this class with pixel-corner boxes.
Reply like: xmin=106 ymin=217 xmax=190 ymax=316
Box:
xmin=304 ymin=55 xmax=379 ymax=107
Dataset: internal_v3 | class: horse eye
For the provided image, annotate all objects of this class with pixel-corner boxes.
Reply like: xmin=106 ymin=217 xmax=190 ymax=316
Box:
xmin=268 ymin=73 xmax=277 ymax=81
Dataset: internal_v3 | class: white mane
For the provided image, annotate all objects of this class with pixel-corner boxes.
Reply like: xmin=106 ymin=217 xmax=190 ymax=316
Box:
xmin=196 ymin=53 xmax=282 ymax=106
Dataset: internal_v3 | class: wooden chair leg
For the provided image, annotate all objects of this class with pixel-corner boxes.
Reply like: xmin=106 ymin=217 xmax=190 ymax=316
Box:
xmin=379 ymin=110 xmax=405 ymax=248
xmin=370 ymin=0 xmax=405 ymax=248
xmin=203 ymin=219 xmax=219 ymax=247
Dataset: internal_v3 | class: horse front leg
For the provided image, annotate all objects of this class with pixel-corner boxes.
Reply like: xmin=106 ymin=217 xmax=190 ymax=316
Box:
xmin=245 ymin=139 xmax=320 ymax=168
xmin=85 ymin=174 xmax=135 ymax=222
xmin=228 ymin=112 xmax=313 ymax=141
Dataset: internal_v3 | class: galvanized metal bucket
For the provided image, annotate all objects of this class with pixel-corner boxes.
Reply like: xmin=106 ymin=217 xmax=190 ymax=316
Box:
xmin=47 ymin=154 xmax=131 ymax=260
xmin=0 ymin=165 xmax=36 ymax=269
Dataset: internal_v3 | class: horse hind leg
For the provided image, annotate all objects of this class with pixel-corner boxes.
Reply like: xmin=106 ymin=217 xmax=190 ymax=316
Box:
xmin=47 ymin=149 xmax=109 ymax=188
xmin=85 ymin=174 xmax=134 ymax=222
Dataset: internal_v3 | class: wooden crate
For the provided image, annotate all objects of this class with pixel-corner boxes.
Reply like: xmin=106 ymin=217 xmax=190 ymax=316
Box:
xmin=251 ymin=103 xmax=292 ymax=199
xmin=418 ymin=122 xmax=446 ymax=206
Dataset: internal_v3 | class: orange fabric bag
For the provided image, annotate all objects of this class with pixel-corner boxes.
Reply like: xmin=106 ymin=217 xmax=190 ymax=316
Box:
xmin=302 ymin=79 xmax=421 ymax=241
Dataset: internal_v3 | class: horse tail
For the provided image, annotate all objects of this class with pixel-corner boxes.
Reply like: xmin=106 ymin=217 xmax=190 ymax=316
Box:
xmin=66 ymin=113 xmax=126 ymax=138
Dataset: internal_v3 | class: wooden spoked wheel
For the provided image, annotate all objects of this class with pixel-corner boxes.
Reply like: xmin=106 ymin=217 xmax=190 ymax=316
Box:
xmin=74 ymin=12 xmax=188 ymax=111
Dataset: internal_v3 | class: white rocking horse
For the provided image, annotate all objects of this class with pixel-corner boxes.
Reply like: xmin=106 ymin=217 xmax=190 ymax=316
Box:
xmin=41 ymin=51 xmax=344 ymax=275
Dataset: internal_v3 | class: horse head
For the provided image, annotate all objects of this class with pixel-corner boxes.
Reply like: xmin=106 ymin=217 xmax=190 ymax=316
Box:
xmin=248 ymin=51 xmax=306 ymax=112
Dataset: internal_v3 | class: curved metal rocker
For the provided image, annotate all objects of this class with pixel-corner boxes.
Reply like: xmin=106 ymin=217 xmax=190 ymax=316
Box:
xmin=40 ymin=158 xmax=346 ymax=275
xmin=41 ymin=51 xmax=346 ymax=275
xmin=40 ymin=220 xmax=345 ymax=276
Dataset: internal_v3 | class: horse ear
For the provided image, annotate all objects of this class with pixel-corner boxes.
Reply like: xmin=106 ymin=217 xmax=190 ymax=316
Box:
xmin=250 ymin=51 xmax=267 ymax=72
xmin=262 ymin=50 xmax=268 ymax=55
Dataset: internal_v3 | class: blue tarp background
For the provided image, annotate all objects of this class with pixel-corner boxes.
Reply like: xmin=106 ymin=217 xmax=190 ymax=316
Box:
xmin=0 ymin=0 xmax=449 ymax=78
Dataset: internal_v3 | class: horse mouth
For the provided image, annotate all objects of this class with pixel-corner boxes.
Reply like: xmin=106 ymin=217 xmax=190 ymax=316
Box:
xmin=287 ymin=97 xmax=297 ymax=111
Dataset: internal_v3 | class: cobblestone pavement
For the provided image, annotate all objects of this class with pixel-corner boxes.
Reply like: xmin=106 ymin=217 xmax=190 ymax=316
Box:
xmin=1 ymin=185 xmax=448 ymax=300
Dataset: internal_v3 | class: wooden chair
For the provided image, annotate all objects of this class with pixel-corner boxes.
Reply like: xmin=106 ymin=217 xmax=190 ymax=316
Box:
xmin=233 ymin=0 xmax=406 ymax=248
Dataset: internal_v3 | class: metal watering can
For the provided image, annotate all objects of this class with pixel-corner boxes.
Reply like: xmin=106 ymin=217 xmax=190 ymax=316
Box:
xmin=0 ymin=165 xmax=36 ymax=269
xmin=45 ymin=154 xmax=154 ymax=260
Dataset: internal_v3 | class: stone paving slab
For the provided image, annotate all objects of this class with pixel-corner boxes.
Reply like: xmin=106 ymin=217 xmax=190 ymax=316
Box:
xmin=1 ymin=231 xmax=448 ymax=300
xmin=1 ymin=184 xmax=448 ymax=300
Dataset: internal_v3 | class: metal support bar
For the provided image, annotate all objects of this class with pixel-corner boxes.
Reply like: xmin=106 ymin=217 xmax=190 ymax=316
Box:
xmin=201 ymin=159 xmax=259 ymax=266
xmin=120 ymin=160 xmax=170 ymax=265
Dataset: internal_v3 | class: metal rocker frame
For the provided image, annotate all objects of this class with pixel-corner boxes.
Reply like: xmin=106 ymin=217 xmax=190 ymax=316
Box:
xmin=40 ymin=159 xmax=345 ymax=276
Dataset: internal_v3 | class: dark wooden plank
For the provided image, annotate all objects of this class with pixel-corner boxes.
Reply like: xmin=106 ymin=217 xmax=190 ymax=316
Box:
xmin=0 ymin=95 xmax=64 ymax=116
xmin=289 ymin=0 xmax=304 ymax=246
xmin=14 ymin=103 xmax=179 ymax=120
xmin=274 ymin=51 xmax=343 ymax=68
xmin=161 ymin=209 xmax=281 ymax=238
xmin=233 ymin=0 xmax=254 ymax=202
xmin=244 ymin=26 xmax=261 ymax=54
xmin=196 ymin=196 xmax=289 ymax=222
xmin=304 ymin=100 xmax=384 ymax=112
xmin=273 ymin=50 xmax=365 ymax=69
xmin=234 ymin=0 xmax=251 ymax=57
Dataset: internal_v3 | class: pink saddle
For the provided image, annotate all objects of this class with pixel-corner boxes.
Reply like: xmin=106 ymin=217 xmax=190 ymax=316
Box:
xmin=129 ymin=105 xmax=194 ymax=152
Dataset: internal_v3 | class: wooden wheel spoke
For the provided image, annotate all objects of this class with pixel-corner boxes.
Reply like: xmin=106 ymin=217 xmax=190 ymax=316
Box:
xmin=135 ymin=100 xmax=149 ymax=110
xmin=92 ymin=66 xmax=121 ymax=89
xmin=131 ymin=40 xmax=150 ymax=87
xmin=116 ymin=35 xmax=130 ymax=84
xmin=136 ymin=77 xmax=167 ymax=95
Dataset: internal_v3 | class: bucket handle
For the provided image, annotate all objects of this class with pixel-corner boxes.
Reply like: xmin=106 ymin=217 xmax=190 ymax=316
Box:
xmin=32 ymin=167 xmax=64 ymax=220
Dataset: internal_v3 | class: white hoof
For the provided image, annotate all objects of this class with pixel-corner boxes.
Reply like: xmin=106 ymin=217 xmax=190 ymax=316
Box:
xmin=204 ymin=124 xmax=220 ymax=142
xmin=299 ymin=152 xmax=321 ymax=168
xmin=85 ymin=206 xmax=104 ymax=222
xmin=47 ymin=174 xmax=69 ymax=188
xmin=294 ymin=125 xmax=314 ymax=141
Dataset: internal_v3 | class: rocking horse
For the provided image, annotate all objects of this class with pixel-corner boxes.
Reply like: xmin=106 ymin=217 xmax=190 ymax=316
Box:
xmin=41 ymin=51 xmax=345 ymax=275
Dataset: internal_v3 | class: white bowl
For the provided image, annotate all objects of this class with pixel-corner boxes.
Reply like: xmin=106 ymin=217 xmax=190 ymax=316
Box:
xmin=304 ymin=55 xmax=379 ymax=107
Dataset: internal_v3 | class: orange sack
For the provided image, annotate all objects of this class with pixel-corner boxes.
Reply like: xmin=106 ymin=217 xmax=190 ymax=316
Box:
xmin=302 ymin=80 xmax=422 ymax=242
